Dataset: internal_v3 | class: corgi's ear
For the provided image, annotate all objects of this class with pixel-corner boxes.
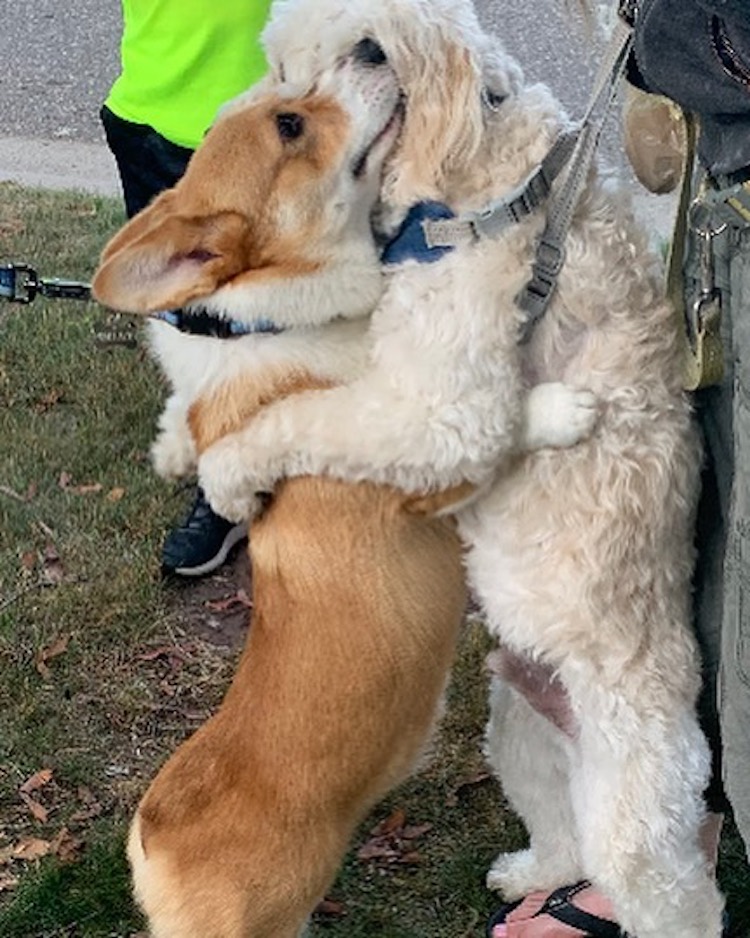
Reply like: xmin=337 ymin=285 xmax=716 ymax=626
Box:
xmin=93 ymin=193 xmax=251 ymax=312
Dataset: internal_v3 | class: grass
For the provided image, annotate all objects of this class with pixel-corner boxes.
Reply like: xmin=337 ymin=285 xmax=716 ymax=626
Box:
xmin=0 ymin=181 xmax=749 ymax=937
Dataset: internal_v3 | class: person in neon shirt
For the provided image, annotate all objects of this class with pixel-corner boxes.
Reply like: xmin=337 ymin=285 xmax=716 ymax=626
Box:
xmin=101 ymin=0 xmax=271 ymax=576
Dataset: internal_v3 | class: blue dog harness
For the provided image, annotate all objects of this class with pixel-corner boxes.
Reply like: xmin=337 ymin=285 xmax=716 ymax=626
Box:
xmin=381 ymin=201 xmax=458 ymax=267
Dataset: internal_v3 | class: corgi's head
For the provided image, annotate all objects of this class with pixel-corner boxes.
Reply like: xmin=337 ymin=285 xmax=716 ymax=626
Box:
xmin=93 ymin=56 xmax=402 ymax=326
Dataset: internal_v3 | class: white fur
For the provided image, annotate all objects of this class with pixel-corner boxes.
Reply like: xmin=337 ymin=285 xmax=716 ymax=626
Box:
xmin=197 ymin=1 xmax=725 ymax=935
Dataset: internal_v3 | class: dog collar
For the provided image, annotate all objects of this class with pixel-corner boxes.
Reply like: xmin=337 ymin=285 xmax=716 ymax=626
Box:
xmin=151 ymin=308 xmax=284 ymax=338
xmin=381 ymin=201 xmax=457 ymax=267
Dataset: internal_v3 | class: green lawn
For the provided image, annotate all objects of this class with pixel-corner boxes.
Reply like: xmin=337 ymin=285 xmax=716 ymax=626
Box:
xmin=0 ymin=181 xmax=748 ymax=937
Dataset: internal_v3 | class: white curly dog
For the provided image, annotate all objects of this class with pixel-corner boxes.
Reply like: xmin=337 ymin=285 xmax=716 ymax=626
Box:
xmin=198 ymin=1 xmax=724 ymax=935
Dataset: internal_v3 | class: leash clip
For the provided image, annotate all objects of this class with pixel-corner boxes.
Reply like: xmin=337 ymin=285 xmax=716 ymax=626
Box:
xmin=0 ymin=262 xmax=40 ymax=304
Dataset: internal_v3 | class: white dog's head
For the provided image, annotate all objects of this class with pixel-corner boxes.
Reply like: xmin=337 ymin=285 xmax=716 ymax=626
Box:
xmin=263 ymin=0 xmax=545 ymax=212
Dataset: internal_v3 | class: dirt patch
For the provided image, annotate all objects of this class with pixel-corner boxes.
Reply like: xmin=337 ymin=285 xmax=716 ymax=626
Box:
xmin=163 ymin=542 xmax=252 ymax=652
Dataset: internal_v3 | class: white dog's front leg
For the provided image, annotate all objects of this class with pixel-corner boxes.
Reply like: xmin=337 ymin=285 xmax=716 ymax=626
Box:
xmin=198 ymin=379 xmax=492 ymax=519
xmin=521 ymin=382 xmax=598 ymax=451
xmin=151 ymin=395 xmax=198 ymax=480
xmin=199 ymin=432 xmax=270 ymax=524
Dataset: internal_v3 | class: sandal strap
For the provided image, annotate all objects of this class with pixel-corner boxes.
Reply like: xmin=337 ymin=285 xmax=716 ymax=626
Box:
xmin=538 ymin=882 xmax=626 ymax=937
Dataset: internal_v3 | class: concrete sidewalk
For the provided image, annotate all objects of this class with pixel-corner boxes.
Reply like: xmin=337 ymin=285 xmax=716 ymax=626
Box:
xmin=0 ymin=136 xmax=120 ymax=197
xmin=0 ymin=134 xmax=676 ymax=244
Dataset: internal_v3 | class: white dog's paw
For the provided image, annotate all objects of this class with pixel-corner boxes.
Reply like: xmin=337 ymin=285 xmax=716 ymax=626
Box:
xmin=198 ymin=438 xmax=266 ymax=524
xmin=523 ymin=382 xmax=598 ymax=451
xmin=151 ymin=430 xmax=197 ymax=480
xmin=486 ymin=848 xmax=573 ymax=900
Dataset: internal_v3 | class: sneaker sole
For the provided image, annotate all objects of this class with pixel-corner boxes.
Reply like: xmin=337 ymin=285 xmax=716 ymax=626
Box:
xmin=167 ymin=521 xmax=249 ymax=578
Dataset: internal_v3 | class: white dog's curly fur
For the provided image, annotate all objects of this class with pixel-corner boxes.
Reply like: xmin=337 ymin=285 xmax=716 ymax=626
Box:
xmin=197 ymin=1 xmax=724 ymax=935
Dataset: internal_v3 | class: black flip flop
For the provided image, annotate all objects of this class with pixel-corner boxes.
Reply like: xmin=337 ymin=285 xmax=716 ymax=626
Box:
xmin=487 ymin=881 xmax=733 ymax=937
xmin=486 ymin=881 xmax=626 ymax=937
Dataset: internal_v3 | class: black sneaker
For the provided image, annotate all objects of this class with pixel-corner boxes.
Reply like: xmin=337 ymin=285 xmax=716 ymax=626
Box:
xmin=161 ymin=488 xmax=248 ymax=578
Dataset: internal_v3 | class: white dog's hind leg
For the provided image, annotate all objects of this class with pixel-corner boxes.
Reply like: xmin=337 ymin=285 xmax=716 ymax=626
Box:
xmin=573 ymin=701 xmax=724 ymax=938
xmin=484 ymin=679 xmax=583 ymax=898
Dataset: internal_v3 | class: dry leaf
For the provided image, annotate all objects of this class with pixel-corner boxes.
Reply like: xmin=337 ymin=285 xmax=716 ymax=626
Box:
xmin=40 ymin=544 xmax=65 ymax=585
xmin=371 ymin=808 xmax=406 ymax=837
xmin=34 ymin=389 xmax=64 ymax=413
xmin=12 ymin=837 xmax=51 ymax=861
xmin=58 ymin=473 xmax=104 ymax=496
xmin=205 ymin=590 xmax=252 ymax=613
xmin=73 ymin=482 xmax=103 ymax=495
xmin=20 ymin=550 xmax=37 ymax=572
xmin=107 ymin=487 xmax=126 ymax=502
xmin=314 ymin=897 xmax=347 ymax=918
xmin=357 ymin=841 xmax=398 ymax=861
xmin=50 ymin=827 xmax=82 ymax=864
xmin=35 ymin=634 xmax=70 ymax=678
xmin=0 ymin=871 xmax=19 ymax=892
xmin=358 ymin=809 xmax=431 ymax=868
xmin=445 ymin=770 xmax=492 ymax=807
xmin=20 ymin=768 xmax=53 ymax=795
xmin=19 ymin=792 xmax=48 ymax=823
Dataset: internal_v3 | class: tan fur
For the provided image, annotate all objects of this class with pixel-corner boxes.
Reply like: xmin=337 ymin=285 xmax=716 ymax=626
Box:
xmin=132 ymin=371 xmax=465 ymax=938
xmin=93 ymin=60 xmax=466 ymax=937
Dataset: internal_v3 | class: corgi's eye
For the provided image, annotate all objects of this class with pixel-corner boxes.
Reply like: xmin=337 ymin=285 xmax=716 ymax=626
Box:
xmin=276 ymin=112 xmax=305 ymax=140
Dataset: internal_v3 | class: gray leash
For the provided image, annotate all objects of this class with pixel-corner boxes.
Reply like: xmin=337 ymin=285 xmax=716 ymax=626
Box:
xmin=422 ymin=0 xmax=637 ymax=342
xmin=516 ymin=4 xmax=636 ymax=339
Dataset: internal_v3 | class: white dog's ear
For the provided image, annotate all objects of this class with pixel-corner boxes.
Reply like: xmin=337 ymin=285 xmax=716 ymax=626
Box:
xmin=386 ymin=41 xmax=484 ymax=203
xmin=92 ymin=195 xmax=251 ymax=313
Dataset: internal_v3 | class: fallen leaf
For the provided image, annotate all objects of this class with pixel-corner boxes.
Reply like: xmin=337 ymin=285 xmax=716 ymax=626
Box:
xmin=24 ymin=481 xmax=38 ymax=501
xmin=314 ymin=897 xmax=347 ymax=918
xmin=357 ymin=809 xmax=432 ymax=868
xmin=107 ymin=487 xmax=126 ymax=502
xmin=400 ymin=823 xmax=433 ymax=840
xmin=205 ymin=590 xmax=253 ymax=614
xmin=20 ymin=550 xmax=37 ymax=572
xmin=445 ymin=770 xmax=492 ymax=807
xmin=371 ymin=808 xmax=406 ymax=837
xmin=73 ymin=482 xmax=104 ymax=495
xmin=19 ymin=793 xmax=48 ymax=823
xmin=0 ymin=871 xmax=19 ymax=892
xmin=12 ymin=837 xmax=50 ymax=861
xmin=19 ymin=768 xmax=53 ymax=795
xmin=40 ymin=544 xmax=65 ymax=585
xmin=58 ymin=473 xmax=104 ymax=496
xmin=34 ymin=389 xmax=64 ymax=413
xmin=397 ymin=850 xmax=423 ymax=865
xmin=35 ymin=634 xmax=70 ymax=678
xmin=50 ymin=827 xmax=82 ymax=863
xmin=357 ymin=841 xmax=398 ymax=862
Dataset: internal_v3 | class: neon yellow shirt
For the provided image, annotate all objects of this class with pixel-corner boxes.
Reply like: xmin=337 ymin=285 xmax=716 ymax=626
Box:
xmin=105 ymin=0 xmax=271 ymax=149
